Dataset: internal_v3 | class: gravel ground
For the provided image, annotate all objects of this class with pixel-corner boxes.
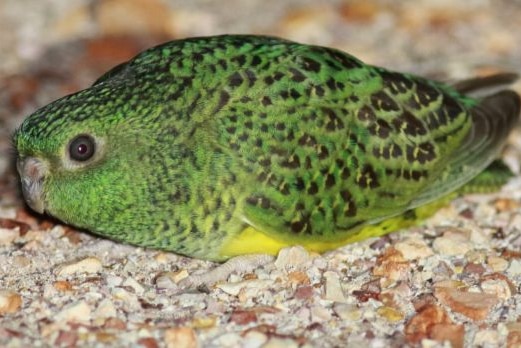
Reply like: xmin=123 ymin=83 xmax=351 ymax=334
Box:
xmin=1 ymin=1 xmax=521 ymax=347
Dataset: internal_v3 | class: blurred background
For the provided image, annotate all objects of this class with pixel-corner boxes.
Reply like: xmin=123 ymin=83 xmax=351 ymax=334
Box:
xmin=1 ymin=0 xmax=521 ymax=205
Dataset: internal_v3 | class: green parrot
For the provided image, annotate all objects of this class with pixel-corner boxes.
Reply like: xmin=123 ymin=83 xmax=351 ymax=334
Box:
xmin=14 ymin=35 xmax=520 ymax=262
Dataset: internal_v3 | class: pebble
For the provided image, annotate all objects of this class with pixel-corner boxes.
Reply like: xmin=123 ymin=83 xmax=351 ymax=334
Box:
xmin=262 ymin=337 xmax=299 ymax=348
xmin=274 ymin=246 xmax=311 ymax=271
xmin=0 ymin=227 xmax=19 ymax=245
xmin=310 ymin=305 xmax=331 ymax=322
xmin=242 ymin=330 xmax=268 ymax=348
xmin=434 ymin=287 xmax=498 ymax=321
xmin=122 ymin=277 xmax=145 ymax=295
xmin=432 ymin=228 xmax=473 ymax=256
xmin=333 ymin=303 xmax=361 ymax=321
xmin=506 ymin=259 xmax=521 ymax=276
xmin=55 ymin=301 xmax=91 ymax=324
xmin=56 ymin=257 xmax=102 ymax=276
xmin=473 ymin=329 xmax=499 ymax=346
xmin=95 ymin=298 xmax=117 ymax=319
xmin=164 ymin=327 xmax=198 ymax=348
xmin=216 ymin=279 xmax=273 ymax=296
xmin=481 ymin=279 xmax=513 ymax=300
xmin=377 ymin=306 xmax=404 ymax=322
xmin=0 ymin=290 xmax=22 ymax=314
xmin=324 ymin=271 xmax=346 ymax=302
xmin=487 ymin=256 xmax=509 ymax=272
xmin=394 ymin=238 xmax=433 ymax=260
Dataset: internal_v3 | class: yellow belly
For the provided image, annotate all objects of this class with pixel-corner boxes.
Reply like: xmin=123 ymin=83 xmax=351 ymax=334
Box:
xmin=217 ymin=198 xmax=449 ymax=259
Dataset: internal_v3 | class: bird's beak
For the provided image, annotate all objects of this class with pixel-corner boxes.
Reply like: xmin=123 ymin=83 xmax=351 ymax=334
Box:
xmin=17 ymin=157 xmax=47 ymax=214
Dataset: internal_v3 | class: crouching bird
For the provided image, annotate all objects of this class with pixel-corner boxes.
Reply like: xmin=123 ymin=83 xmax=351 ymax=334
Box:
xmin=14 ymin=35 xmax=520 ymax=286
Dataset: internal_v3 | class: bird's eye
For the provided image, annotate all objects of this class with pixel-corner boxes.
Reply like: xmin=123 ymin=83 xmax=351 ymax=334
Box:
xmin=69 ymin=135 xmax=96 ymax=162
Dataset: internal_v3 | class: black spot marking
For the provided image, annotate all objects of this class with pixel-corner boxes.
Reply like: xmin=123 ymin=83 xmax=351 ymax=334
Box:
xmin=416 ymin=83 xmax=440 ymax=106
xmin=318 ymin=145 xmax=329 ymax=160
xmin=289 ymin=68 xmax=306 ymax=82
xmin=298 ymin=134 xmax=317 ymax=147
xmin=381 ymin=71 xmax=414 ymax=94
xmin=406 ymin=142 xmax=436 ymax=164
xmin=280 ymin=155 xmax=300 ymax=169
xmin=245 ymin=69 xmax=257 ymax=87
xmin=443 ymin=95 xmax=464 ymax=120
xmin=295 ymin=177 xmax=305 ymax=191
xmin=392 ymin=110 xmax=428 ymax=136
xmin=328 ymin=49 xmax=362 ymax=69
xmin=308 ymin=182 xmax=318 ymax=195
xmin=279 ymin=183 xmax=290 ymax=195
xmin=300 ymin=57 xmax=321 ymax=73
xmin=214 ymin=90 xmax=230 ymax=113
xmin=229 ymin=72 xmax=243 ymax=87
xmin=262 ymin=96 xmax=272 ymax=106
xmin=251 ymin=55 xmax=262 ymax=66
xmin=324 ymin=108 xmax=345 ymax=131
xmin=357 ymin=106 xmax=376 ymax=122
xmin=231 ymin=55 xmax=247 ymax=66
xmin=358 ymin=164 xmax=379 ymax=188
xmin=368 ymin=119 xmax=391 ymax=139
xmin=325 ymin=173 xmax=335 ymax=188
xmin=371 ymin=91 xmax=400 ymax=112
xmin=315 ymin=85 xmax=325 ymax=97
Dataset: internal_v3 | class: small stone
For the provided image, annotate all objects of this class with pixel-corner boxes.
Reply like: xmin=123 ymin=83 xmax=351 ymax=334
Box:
xmin=55 ymin=301 xmax=92 ymax=324
xmin=138 ymin=337 xmax=159 ymax=348
xmin=287 ymin=271 xmax=310 ymax=285
xmin=487 ymin=256 xmax=509 ymax=272
xmin=96 ymin=299 xmax=117 ymax=319
xmin=324 ymin=271 xmax=346 ymax=302
xmin=56 ymin=257 xmax=102 ymax=276
xmin=430 ymin=324 xmax=464 ymax=348
xmin=123 ymin=277 xmax=145 ymax=295
xmin=433 ymin=228 xmax=472 ymax=256
xmin=54 ymin=330 xmax=78 ymax=347
xmin=434 ymin=287 xmax=499 ymax=321
xmin=294 ymin=285 xmax=314 ymax=300
xmin=191 ymin=316 xmax=217 ymax=329
xmin=262 ymin=337 xmax=299 ymax=348
xmin=242 ymin=330 xmax=268 ymax=348
xmin=507 ymin=259 xmax=521 ymax=276
xmin=53 ymin=281 xmax=73 ymax=292
xmin=274 ymin=246 xmax=311 ymax=270
xmin=103 ymin=317 xmax=127 ymax=330
xmin=216 ymin=280 xmax=272 ymax=296
xmin=0 ymin=290 xmax=22 ymax=314
xmin=230 ymin=309 xmax=257 ymax=325
xmin=0 ymin=228 xmax=19 ymax=245
xmin=377 ymin=306 xmax=404 ymax=322
xmin=395 ymin=237 xmax=433 ymax=260
xmin=333 ymin=303 xmax=361 ymax=321
xmin=507 ymin=323 xmax=521 ymax=348
xmin=481 ymin=279 xmax=512 ymax=300
xmin=473 ymin=329 xmax=499 ymax=346
xmin=164 ymin=327 xmax=198 ymax=348
xmin=405 ymin=304 xmax=452 ymax=344
xmin=310 ymin=305 xmax=331 ymax=322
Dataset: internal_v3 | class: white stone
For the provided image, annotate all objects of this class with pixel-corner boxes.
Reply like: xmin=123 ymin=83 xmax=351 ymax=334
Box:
xmin=56 ymin=257 xmax=102 ymax=276
xmin=55 ymin=301 xmax=91 ymax=324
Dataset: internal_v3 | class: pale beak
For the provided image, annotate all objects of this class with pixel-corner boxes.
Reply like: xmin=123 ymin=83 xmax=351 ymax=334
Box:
xmin=17 ymin=157 xmax=47 ymax=214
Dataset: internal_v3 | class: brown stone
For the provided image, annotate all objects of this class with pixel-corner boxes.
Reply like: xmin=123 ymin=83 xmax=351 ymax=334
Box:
xmin=435 ymin=287 xmax=499 ymax=321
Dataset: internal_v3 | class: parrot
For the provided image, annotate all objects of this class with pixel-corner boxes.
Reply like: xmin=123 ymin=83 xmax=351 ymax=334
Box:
xmin=14 ymin=35 xmax=520 ymax=266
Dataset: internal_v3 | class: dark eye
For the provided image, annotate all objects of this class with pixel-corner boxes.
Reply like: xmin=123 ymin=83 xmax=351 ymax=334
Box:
xmin=69 ymin=135 xmax=95 ymax=161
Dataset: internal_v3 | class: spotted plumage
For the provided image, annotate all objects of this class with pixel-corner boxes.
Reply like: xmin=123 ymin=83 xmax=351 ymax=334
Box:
xmin=14 ymin=35 xmax=520 ymax=261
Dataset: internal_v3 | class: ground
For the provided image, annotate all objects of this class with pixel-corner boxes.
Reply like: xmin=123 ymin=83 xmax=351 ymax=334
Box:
xmin=1 ymin=1 xmax=521 ymax=347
